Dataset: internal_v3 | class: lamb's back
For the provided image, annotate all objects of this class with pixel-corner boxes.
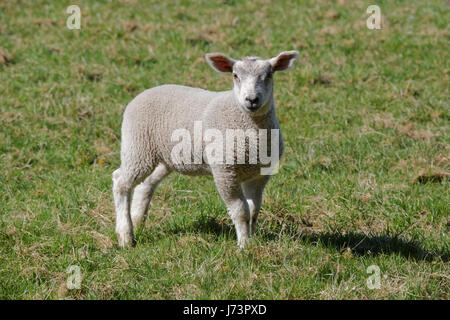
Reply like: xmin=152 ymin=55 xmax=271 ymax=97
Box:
xmin=121 ymin=85 xmax=224 ymax=174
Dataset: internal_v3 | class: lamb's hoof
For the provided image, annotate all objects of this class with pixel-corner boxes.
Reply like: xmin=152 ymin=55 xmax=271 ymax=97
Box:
xmin=237 ymin=237 xmax=250 ymax=249
xmin=250 ymin=224 xmax=258 ymax=236
xmin=116 ymin=232 xmax=136 ymax=248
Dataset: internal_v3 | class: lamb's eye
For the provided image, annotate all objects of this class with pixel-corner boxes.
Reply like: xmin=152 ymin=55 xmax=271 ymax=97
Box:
xmin=233 ymin=73 xmax=239 ymax=81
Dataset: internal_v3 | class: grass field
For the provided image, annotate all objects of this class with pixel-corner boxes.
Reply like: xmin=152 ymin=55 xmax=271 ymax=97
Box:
xmin=0 ymin=0 xmax=449 ymax=299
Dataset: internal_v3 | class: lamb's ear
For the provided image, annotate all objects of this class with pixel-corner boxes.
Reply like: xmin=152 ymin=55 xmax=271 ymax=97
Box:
xmin=269 ymin=51 xmax=299 ymax=72
xmin=205 ymin=53 xmax=236 ymax=73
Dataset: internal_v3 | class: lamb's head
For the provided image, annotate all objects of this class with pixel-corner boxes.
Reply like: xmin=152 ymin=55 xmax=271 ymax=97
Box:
xmin=205 ymin=51 xmax=299 ymax=115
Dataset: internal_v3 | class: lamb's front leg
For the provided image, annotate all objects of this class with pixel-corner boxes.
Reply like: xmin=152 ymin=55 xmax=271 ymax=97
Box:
xmin=213 ymin=171 xmax=250 ymax=248
xmin=242 ymin=176 xmax=270 ymax=235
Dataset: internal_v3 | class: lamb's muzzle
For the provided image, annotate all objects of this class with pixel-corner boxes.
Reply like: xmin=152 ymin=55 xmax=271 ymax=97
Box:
xmin=113 ymin=50 xmax=299 ymax=248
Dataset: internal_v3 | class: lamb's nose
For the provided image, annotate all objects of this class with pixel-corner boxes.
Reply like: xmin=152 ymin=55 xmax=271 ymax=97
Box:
xmin=246 ymin=97 xmax=259 ymax=106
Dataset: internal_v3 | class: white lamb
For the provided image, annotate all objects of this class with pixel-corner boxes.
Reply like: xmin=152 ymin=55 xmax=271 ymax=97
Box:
xmin=113 ymin=51 xmax=299 ymax=248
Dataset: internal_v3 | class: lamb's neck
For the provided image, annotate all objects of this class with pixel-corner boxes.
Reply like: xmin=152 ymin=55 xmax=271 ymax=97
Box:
xmin=247 ymin=96 xmax=277 ymax=129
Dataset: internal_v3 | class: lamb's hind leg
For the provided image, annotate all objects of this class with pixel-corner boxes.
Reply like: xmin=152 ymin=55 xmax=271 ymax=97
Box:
xmin=130 ymin=163 xmax=171 ymax=228
xmin=113 ymin=164 xmax=152 ymax=247
xmin=112 ymin=168 xmax=137 ymax=247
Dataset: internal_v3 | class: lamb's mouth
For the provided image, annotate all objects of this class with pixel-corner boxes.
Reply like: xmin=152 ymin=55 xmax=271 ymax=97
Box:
xmin=243 ymin=104 xmax=261 ymax=112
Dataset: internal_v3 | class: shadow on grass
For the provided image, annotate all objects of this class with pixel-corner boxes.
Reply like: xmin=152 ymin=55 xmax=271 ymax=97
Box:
xmin=169 ymin=216 xmax=449 ymax=262
xmin=170 ymin=216 xmax=235 ymax=238
xmin=291 ymin=232 xmax=448 ymax=263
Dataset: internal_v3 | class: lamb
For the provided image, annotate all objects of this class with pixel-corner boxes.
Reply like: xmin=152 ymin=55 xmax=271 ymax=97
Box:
xmin=112 ymin=50 xmax=299 ymax=248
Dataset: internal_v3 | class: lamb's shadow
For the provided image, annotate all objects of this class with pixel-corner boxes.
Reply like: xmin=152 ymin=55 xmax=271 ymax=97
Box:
xmin=287 ymin=231 xmax=448 ymax=262
xmin=176 ymin=216 xmax=448 ymax=262
xmin=171 ymin=216 xmax=235 ymax=238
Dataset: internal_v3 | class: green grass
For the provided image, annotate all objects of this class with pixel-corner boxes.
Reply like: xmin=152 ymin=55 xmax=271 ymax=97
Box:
xmin=0 ymin=0 xmax=449 ymax=299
